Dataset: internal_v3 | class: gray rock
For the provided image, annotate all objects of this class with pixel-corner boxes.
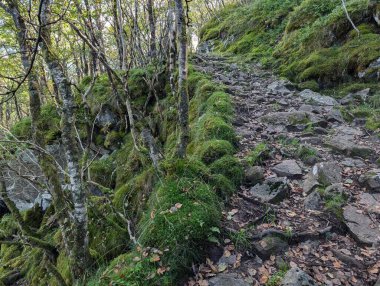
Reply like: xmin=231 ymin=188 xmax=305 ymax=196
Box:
xmin=326 ymin=109 xmax=344 ymax=123
xmin=244 ymin=166 xmax=265 ymax=186
xmin=209 ymin=273 xmax=250 ymax=286
xmin=261 ymin=111 xmax=318 ymax=126
xmin=95 ymin=106 xmax=119 ymax=131
xmin=341 ymin=158 xmax=366 ymax=168
xmin=298 ymin=104 xmax=321 ymax=114
xmin=34 ymin=192 xmax=52 ymax=211
xmin=358 ymin=193 xmax=380 ymax=214
xmin=359 ymin=169 xmax=380 ymax=192
xmin=343 ymin=205 xmax=380 ymax=245
xmin=268 ymin=80 xmax=293 ymax=95
xmin=325 ymin=136 xmax=374 ymax=159
xmin=313 ymin=127 xmax=328 ymax=135
xmin=280 ymin=267 xmax=318 ymax=286
xmin=304 ymin=191 xmax=322 ymax=210
xmin=302 ymin=177 xmax=319 ymax=194
xmin=250 ymin=177 xmax=290 ymax=203
xmin=252 ymin=236 xmax=288 ymax=259
xmin=325 ymin=183 xmax=346 ymax=195
xmin=272 ymin=160 xmax=303 ymax=178
xmin=218 ymin=254 xmax=237 ymax=266
xmin=299 ymin=89 xmax=338 ymax=106
xmin=311 ymin=162 xmax=342 ymax=186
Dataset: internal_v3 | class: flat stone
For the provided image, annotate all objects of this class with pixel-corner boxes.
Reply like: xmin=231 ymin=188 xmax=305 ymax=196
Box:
xmin=325 ymin=136 xmax=374 ymax=159
xmin=359 ymin=169 xmax=380 ymax=192
xmin=325 ymin=183 xmax=346 ymax=195
xmin=280 ymin=267 xmax=318 ymax=286
xmin=272 ymin=160 xmax=303 ymax=179
xmin=358 ymin=193 xmax=380 ymax=214
xmin=250 ymin=177 xmax=290 ymax=203
xmin=299 ymin=89 xmax=338 ymax=106
xmin=209 ymin=273 xmax=250 ymax=286
xmin=343 ymin=205 xmax=380 ymax=245
xmin=252 ymin=236 xmax=288 ymax=259
xmin=304 ymin=191 xmax=322 ymax=210
xmin=261 ymin=111 xmax=316 ymax=126
xmin=302 ymin=176 xmax=319 ymax=194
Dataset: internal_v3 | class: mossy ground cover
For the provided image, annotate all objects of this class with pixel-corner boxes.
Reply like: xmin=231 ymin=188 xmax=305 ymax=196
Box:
xmin=201 ymin=0 xmax=380 ymax=90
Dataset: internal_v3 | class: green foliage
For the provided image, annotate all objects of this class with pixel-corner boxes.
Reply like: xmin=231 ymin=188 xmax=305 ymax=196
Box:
xmin=195 ymin=139 xmax=235 ymax=164
xmin=230 ymin=229 xmax=250 ymax=251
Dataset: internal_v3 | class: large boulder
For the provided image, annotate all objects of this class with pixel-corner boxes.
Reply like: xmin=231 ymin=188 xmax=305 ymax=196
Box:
xmin=267 ymin=80 xmax=294 ymax=95
xmin=343 ymin=205 xmax=380 ymax=245
xmin=272 ymin=160 xmax=302 ymax=179
xmin=280 ymin=267 xmax=318 ymax=286
xmin=299 ymin=89 xmax=338 ymax=106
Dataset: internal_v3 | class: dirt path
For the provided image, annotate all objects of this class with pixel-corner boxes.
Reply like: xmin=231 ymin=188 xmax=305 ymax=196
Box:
xmin=189 ymin=54 xmax=380 ymax=286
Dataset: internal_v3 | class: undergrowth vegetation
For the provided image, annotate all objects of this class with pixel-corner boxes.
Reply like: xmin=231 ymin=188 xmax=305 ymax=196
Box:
xmin=0 ymin=63 xmax=241 ymax=285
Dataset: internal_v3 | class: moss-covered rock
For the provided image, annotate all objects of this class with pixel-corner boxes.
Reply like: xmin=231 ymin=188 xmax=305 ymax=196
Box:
xmin=138 ymin=178 xmax=221 ymax=276
xmin=195 ymin=139 xmax=235 ymax=164
xmin=209 ymin=155 xmax=243 ymax=185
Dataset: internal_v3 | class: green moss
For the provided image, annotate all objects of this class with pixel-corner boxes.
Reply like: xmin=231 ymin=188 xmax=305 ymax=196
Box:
xmin=10 ymin=103 xmax=61 ymax=144
xmin=208 ymin=174 xmax=235 ymax=198
xmin=209 ymin=155 xmax=243 ymax=186
xmin=201 ymin=91 xmax=234 ymax=122
xmin=104 ymin=131 xmax=124 ymax=149
xmin=89 ymin=155 xmax=115 ymax=190
xmin=10 ymin=117 xmax=32 ymax=140
xmin=161 ymin=157 xmax=209 ymax=180
xmin=138 ymin=178 xmax=221 ymax=276
xmin=93 ymin=251 xmax=173 ymax=286
xmin=194 ymin=112 xmax=236 ymax=144
xmin=22 ymin=205 xmax=43 ymax=229
xmin=298 ymin=80 xmax=319 ymax=91
xmin=88 ymin=197 xmax=129 ymax=262
xmin=195 ymin=139 xmax=235 ymax=164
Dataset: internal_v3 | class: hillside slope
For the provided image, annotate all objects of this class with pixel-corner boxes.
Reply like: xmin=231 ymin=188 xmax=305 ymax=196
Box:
xmin=200 ymin=0 xmax=380 ymax=91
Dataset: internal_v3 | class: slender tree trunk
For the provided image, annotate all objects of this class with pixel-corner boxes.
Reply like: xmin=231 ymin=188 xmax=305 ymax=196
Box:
xmin=168 ymin=0 xmax=177 ymax=96
xmin=116 ymin=0 xmax=127 ymax=69
xmin=174 ymin=0 xmax=189 ymax=158
xmin=147 ymin=0 xmax=156 ymax=59
xmin=40 ymin=0 xmax=90 ymax=280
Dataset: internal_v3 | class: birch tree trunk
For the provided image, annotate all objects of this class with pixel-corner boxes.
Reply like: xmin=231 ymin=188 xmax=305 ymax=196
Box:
xmin=40 ymin=0 xmax=90 ymax=279
xmin=147 ymin=0 xmax=156 ymax=59
xmin=174 ymin=0 xmax=189 ymax=158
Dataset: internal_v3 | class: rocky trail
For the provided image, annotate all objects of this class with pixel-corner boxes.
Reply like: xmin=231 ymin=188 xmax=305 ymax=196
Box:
xmin=189 ymin=53 xmax=380 ymax=286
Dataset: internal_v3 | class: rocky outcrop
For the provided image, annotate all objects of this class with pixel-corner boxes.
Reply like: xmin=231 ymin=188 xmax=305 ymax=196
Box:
xmin=299 ymin=89 xmax=338 ymax=106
